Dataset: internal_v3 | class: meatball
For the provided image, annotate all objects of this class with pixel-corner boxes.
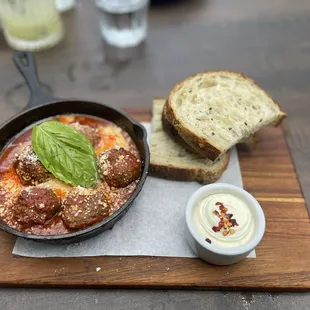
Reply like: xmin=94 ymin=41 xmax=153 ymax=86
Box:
xmin=14 ymin=145 xmax=50 ymax=186
xmin=61 ymin=187 xmax=109 ymax=230
xmin=69 ymin=122 xmax=100 ymax=147
xmin=98 ymin=148 xmax=141 ymax=188
xmin=12 ymin=187 xmax=61 ymax=227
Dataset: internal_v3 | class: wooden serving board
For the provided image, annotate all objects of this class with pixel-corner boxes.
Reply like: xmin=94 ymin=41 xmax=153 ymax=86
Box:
xmin=0 ymin=109 xmax=309 ymax=291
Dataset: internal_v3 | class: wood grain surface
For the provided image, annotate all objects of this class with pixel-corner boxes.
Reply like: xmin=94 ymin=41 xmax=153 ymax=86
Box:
xmin=0 ymin=110 xmax=308 ymax=291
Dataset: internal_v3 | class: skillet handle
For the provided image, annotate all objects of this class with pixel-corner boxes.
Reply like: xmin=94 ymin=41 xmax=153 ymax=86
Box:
xmin=13 ymin=51 xmax=59 ymax=110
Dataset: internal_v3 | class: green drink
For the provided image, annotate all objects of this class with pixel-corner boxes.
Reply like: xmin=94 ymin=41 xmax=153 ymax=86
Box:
xmin=0 ymin=0 xmax=64 ymax=51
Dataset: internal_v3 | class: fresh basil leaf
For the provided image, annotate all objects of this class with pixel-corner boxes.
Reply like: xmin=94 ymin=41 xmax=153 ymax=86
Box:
xmin=31 ymin=121 xmax=99 ymax=188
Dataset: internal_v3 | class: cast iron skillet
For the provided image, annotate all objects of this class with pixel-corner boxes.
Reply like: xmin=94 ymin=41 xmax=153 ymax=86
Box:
xmin=0 ymin=51 xmax=149 ymax=244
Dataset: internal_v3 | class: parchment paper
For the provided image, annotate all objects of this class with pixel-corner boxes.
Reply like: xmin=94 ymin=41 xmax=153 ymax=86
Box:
xmin=13 ymin=123 xmax=255 ymax=258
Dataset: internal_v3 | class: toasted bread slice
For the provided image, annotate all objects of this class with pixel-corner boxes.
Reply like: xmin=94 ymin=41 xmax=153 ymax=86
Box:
xmin=166 ymin=71 xmax=286 ymax=160
xmin=162 ymin=100 xmax=257 ymax=153
xmin=149 ymin=98 xmax=229 ymax=184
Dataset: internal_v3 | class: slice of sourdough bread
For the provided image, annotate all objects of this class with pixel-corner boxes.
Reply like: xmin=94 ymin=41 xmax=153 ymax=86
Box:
xmin=165 ymin=71 xmax=286 ymax=160
xmin=162 ymin=101 xmax=257 ymax=153
xmin=149 ymin=98 xmax=229 ymax=184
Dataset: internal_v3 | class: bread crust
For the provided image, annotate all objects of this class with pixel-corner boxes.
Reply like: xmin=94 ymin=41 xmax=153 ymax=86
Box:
xmin=166 ymin=70 xmax=286 ymax=161
xmin=161 ymin=103 xmax=200 ymax=154
xmin=149 ymin=152 xmax=230 ymax=184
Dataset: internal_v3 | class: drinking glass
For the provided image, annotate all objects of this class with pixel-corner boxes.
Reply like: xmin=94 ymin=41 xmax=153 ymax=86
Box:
xmin=0 ymin=0 xmax=64 ymax=51
xmin=96 ymin=0 xmax=149 ymax=49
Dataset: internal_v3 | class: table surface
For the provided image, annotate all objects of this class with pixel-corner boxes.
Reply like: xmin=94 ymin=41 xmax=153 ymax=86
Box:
xmin=0 ymin=0 xmax=310 ymax=309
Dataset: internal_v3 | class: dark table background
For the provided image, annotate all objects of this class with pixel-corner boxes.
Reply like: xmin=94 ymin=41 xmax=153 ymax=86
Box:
xmin=0 ymin=0 xmax=310 ymax=309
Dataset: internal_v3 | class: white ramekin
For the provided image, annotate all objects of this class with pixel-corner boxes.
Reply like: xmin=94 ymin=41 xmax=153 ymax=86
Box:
xmin=185 ymin=183 xmax=265 ymax=265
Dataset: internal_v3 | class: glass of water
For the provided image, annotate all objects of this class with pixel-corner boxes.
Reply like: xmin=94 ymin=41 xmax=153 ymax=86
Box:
xmin=96 ymin=0 xmax=149 ymax=49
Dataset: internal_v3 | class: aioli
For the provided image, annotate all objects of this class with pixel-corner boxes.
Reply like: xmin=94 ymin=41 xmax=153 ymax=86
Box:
xmin=192 ymin=193 xmax=255 ymax=248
